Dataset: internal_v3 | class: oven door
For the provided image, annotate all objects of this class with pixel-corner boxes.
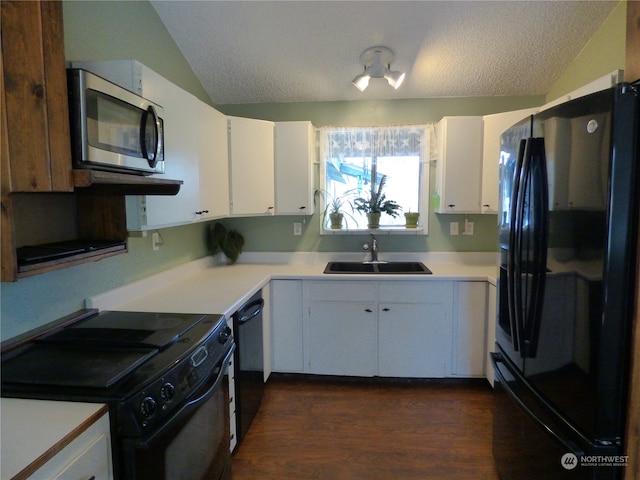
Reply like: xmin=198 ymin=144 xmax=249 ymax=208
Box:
xmin=121 ymin=346 xmax=234 ymax=480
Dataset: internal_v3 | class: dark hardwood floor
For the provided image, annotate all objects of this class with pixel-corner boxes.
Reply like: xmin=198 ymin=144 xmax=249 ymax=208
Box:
xmin=231 ymin=375 xmax=500 ymax=480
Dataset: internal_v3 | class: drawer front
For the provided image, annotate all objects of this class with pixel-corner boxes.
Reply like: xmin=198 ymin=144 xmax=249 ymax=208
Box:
xmin=306 ymin=281 xmax=375 ymax=302
xmin=378 ymin=281 xmax=453 ymax=303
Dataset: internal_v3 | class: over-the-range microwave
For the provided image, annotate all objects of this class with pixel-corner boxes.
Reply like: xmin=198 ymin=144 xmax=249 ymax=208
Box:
xmin=67 ymin=68 xmax=164 ymax=175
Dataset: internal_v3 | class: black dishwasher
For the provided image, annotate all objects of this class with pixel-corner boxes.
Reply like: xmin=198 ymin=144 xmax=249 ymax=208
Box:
xmin=232 ymin=290 xmax=265 ymax=447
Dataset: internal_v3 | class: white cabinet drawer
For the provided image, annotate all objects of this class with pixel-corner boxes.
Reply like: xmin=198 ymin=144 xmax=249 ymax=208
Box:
xmin=307 ymin=281 xmax=375 ymax=302
xmin=378 ymin=281 xmax=453 ymax=303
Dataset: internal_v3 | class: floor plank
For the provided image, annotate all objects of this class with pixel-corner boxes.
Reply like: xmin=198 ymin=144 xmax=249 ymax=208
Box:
xmin=232 ymin=376 xmax=500 ymax=480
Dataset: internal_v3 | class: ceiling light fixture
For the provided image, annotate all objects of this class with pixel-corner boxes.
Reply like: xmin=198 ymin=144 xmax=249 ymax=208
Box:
xmin=352 ymin=46 xmax=405 ymax=92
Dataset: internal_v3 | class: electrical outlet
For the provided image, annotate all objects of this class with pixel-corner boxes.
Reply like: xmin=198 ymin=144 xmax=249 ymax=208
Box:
xmin=450 ymin=222 xmax=459 ymax=235
xmin=463 ymin=220 xmax=474 ymax=236
xmin=152 ymin=232 xmax=161 ymax=251
xmin=293 ymin=222 xmax=302 ymax=236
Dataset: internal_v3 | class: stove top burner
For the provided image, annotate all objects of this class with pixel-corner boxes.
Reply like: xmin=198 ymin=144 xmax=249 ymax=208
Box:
xmin=1 ymin=345 xmax=157 ymax=389
xmin=37 ymin=311 xmax=205 ymax=350
xmin=1 ymin=310 xmax=214 ymax=390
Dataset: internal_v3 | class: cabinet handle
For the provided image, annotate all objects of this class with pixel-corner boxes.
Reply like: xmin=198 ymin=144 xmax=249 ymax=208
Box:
xmin=448 ymin=204 xmax=455 ymax=208
xmin=382 ymin=307 xmax=390 ymax=312
xmin=298 ymin=206 xmax=307 ymax=211
xmin=195 ymin=210 xmax=209 ymax=215
xmin=364 ymin=308 xmax=373 ymax=313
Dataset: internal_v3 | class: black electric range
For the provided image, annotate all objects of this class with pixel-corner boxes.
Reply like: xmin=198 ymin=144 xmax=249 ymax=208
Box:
xmin=1 ymin=309 xmax=235 ymax=476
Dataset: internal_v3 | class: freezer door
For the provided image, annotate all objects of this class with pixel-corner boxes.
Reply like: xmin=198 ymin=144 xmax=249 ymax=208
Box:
xmin=492 ymin=352 xmax=622 ymax=480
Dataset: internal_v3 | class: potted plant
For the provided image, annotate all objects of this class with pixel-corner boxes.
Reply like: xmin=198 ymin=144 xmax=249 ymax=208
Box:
xmin=316 ymin=190 xmax=356 ymax=230
xmin=404 ymin=210 xmax=420 ymax=228
xmin=352 ymin=174 xmax=401 ymax=228
xmin=207 ymin=222 xmax=245 ymax=264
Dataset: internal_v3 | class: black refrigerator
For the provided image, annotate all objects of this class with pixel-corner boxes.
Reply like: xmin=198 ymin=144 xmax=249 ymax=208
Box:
xmin=492 ymin=82 xmax=640 ymax=479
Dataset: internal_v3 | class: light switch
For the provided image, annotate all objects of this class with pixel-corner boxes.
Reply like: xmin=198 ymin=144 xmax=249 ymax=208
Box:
xmin=450 ymin=222 xmax=459 ymax=236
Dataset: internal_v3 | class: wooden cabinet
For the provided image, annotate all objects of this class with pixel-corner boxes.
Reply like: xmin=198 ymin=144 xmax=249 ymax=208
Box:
xmin=228 ymin=116 xmax=275 ymax=216
xmin=451 ymin=281 xmax=488 ymax=377
xmin=378 ymin=282 xmax=453 ymax=378
xmin=274 ymin=121 xmax=315 ymax=215
xmin=1 ymin=0 xmax=73 ymax=193
xmin=1 ymin=1 xmax=169 ymax=281
xmin=481 ymin=108 xmax=538 ymax=213
xmin=271 ymin=280 xmax=305 ymax=373
xmin=435 ymin=116 xmax=483 ymax=213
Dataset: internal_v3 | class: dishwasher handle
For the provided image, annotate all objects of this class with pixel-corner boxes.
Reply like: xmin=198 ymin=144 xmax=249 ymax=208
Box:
xmin=237 ymin=298 xmax=264 ymax=324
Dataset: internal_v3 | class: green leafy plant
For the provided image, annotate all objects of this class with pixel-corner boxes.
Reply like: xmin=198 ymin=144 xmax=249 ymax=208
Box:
xmin=352 ymin=174 xmax=401 ymax=218
xmin=315 ymin=189 xmax=357 ymax=229
xmin=207 ymin=222 xmax=245 ymax=264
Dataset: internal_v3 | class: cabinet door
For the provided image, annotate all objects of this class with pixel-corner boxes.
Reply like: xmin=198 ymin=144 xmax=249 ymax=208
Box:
xmin=435 ymin=117 xmax=483 ymax=213
xmin=485 ymin=283 xmax=497 ymax=386
xmin=30 ymin=413 xmax=113 ymax=480
xmin=452 ymin=281 xmax=487 ymax=377
xmin=125 ymin=68 xmax=200 ymax=230
xmin=228 ymin=116 xmax=275 ymax=216
xmin=198 ymin=102 xmax=229 ymax=220
xmin=482 ymin=108 xmax=538 ymax=213
xmin=274 ymin=121 xmax=315 ymax=215
xmin=308 ymin=300 xmax=377 ymax=376
xmin=378 ymin=281 xmax=454 ymax=378
xmin=271 ymin=280 xmax=304 ymax=373
xmin=2 ymin=0 xmax=72 ymax=193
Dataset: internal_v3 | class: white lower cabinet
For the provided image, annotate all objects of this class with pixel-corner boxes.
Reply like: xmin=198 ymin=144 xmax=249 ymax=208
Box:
xmin=378 ymin=281 xmax=454 ymax=378
xmin=304 ymin=280 xmax=455 ymax=378
xmin=485 ymin=283 xmax=497 ymax=385
xmin=271 ymin=280 xmax=305 ymax=373
xmin=452 ymin=281 xmax=488 ymax=377
xmin=30 ymin=412 xmax=112 ymax=480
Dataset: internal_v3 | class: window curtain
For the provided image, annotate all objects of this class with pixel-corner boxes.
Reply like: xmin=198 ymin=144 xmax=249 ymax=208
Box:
xmin=319 ymin=124 xmax=438 ymax=164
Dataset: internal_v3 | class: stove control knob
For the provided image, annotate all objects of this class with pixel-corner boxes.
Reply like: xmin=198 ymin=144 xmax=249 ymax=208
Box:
xmin=140 ymin=396 xmax=157 ymax=419
xmin=160 ymin=382 xmax=176 ymax=403
xmin=218 ymin=326 xmax=232 ymax=344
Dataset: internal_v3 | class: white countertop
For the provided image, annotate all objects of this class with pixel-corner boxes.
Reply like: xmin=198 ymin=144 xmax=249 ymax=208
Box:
xmin=1 ymin=399 xmax=107 ymax=480
xmin=88 ymin=252 xmax=499 ymax=315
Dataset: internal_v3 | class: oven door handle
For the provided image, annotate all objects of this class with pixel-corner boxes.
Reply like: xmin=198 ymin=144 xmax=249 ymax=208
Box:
xmin=134 ymin=343 xmax=235 ymax=449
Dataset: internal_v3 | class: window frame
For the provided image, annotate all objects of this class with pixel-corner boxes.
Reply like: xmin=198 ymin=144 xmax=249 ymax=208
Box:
xmin=318 ymin=125 xmax=431 ymax=235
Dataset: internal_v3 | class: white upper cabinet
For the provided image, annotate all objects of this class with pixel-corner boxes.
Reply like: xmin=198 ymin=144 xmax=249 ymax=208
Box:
xmin=198 ymin=102 xmax=230 ymax=220
xmin=274 ymin=121 xmax=315 ymax=215
xmin=481 ymin=108 xmax=538 ymax=213
xmin=73 ymin=60 xmax=229 ymax=230
xmin=228 ymin=116 xmax=275 ymax=216
xmin=435 ymin=116 xmax=483 ymax=214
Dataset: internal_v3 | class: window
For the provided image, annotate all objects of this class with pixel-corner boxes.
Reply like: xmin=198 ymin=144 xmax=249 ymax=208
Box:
xmin=319 ymin=125 xmax=434 ymax=233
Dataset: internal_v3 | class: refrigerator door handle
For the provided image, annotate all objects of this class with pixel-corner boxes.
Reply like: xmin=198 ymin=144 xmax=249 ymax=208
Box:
xmin=521 ymin=137 xmax=549 ymax=358
xmin=491 ymin=353 xmax=587 ymax=456
xmin=507 ymin=139 xmax=528 ymax=352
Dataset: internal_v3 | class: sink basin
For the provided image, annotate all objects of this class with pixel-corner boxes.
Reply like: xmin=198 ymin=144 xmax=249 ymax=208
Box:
xmin=324 ymin=261 xmax=432 ymax=275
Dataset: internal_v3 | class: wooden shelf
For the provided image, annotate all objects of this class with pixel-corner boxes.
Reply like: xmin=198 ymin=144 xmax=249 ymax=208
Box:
xmin=72 ymin=170 xmax=182 ymax=195
xmin=17 ymin=243 xmax=127 ymax=279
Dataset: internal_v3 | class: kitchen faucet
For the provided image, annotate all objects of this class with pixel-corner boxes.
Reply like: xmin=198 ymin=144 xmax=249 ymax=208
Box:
xmin=363 ymin=234 xmax=384 ymax=263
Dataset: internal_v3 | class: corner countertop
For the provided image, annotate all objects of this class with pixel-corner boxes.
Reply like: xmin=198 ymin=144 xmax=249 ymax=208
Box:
xmin=1 ymin=399 xmax=108 ymax=480
xmin=88 ymin=252 xmax=499 ymax=316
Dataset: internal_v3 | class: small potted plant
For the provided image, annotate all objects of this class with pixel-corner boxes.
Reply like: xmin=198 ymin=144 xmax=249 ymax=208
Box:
xmin=352 ymin=174 xmax=401 ymax=228
xmin=404 ymin=210 xmax=420 ymax=228
xmin=207 ymin=222 xmax=245 ymax=264
xmin=316 ymin=190 xmax=356 ymax=230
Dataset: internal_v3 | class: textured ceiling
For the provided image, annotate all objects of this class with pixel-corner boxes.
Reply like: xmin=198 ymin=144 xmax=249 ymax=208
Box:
xmin=150 ymin=1 xmax=617 ymax=105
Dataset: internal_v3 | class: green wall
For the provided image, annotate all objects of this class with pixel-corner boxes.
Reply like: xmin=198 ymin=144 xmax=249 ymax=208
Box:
xmin=0 ymin=0 xmax=625 ymax=341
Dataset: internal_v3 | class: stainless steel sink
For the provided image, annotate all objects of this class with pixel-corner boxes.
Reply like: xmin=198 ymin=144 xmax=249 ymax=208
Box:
xmin=324 ymin=261 xmax=432 ymax=275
